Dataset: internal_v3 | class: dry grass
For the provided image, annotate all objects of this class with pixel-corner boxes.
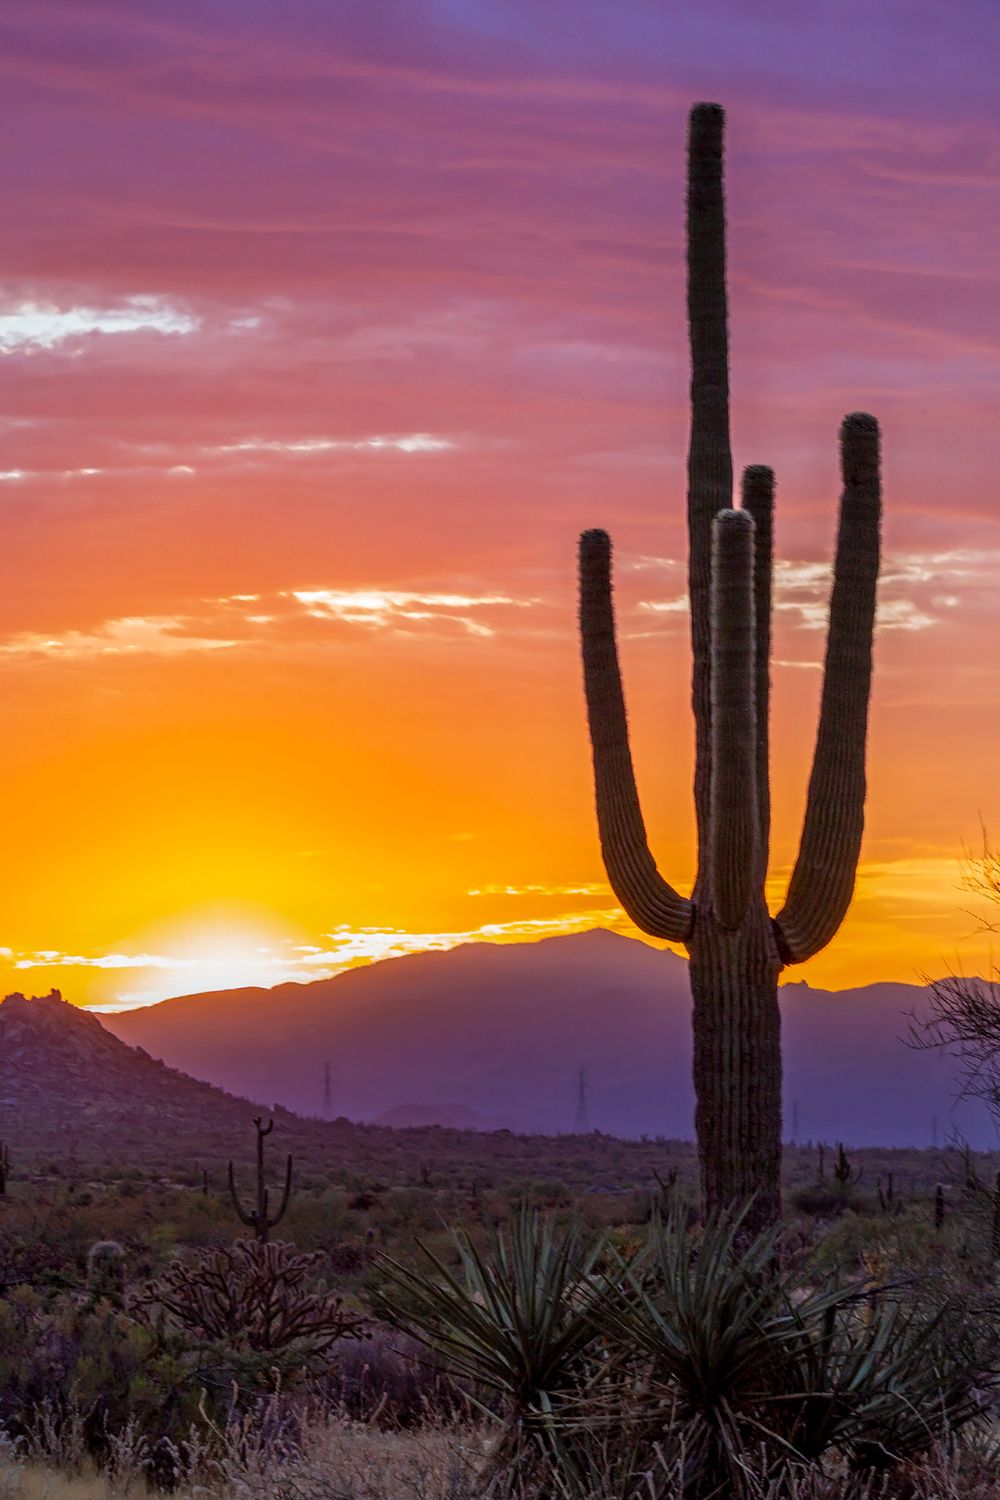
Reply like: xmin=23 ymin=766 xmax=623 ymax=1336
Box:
xmin=0 ymin=1417 xmax=485 ymax=1500
xmin=2 ymin=1420 xmax=1000 ymax=1500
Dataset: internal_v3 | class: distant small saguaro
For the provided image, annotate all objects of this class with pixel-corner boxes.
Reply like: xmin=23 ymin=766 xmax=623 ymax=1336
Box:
xmin=227 ymin=1115 xmax=293 ymax=1244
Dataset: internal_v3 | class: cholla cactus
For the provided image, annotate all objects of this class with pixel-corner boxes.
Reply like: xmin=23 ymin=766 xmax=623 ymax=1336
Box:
xmin=227 ymin=1116 xmax=292 ymax=1244
xmin=578 ymin=104 xmax=881 ymax=1231
xmin=131 ymin=1239 xmax=364 ymax=1360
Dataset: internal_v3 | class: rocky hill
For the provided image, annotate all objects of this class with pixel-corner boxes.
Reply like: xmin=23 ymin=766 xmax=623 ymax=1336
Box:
xmin=0 ymin=988 xmax=300 ymax=1155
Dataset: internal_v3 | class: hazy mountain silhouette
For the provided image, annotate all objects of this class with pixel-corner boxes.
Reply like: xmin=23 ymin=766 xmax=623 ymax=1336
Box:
xmin=1 ymin=986 xmax=703 ymax=1189
xmin=104 ymin=931 xmax=995 ymax=1148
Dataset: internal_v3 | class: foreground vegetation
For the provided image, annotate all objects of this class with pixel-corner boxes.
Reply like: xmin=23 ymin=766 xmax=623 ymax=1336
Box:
xmin=1 ymin=1134 xmax=1000 ymax=1497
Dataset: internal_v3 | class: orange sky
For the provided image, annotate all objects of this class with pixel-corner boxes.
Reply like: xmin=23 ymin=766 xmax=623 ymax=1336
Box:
xmin=2 ymin=2 xmax=999 ymax=1010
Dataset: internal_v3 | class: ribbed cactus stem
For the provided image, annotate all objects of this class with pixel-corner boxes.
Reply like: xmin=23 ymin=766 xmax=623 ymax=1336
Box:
xmin=709 ymin=508 xmax=757 ymax=929
xmin=740 ymin=465 xmax=774 ymax=871
xmin=579 ymin=529 xmax=693 ymax=942
xmin=687 ymin=101 xmax=733 ymax=849
xmin=776 ymin=413 xmax=881 ymax=962
xmin=576 ymin=103 xmax=881 ymax=1232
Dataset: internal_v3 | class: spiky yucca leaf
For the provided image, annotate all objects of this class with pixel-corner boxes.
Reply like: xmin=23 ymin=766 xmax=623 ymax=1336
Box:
xmin=370 ymin=1206 xmax=609 ymax=1415
xmin=597 ymin=1203 xmax=989 ymax=1489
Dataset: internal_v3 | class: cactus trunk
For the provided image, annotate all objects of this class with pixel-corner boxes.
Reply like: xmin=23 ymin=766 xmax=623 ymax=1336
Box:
xmin=689 ymin=910 xmax=782 ymax=1225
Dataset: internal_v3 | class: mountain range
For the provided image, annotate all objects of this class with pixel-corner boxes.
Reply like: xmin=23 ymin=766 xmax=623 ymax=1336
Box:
xmin=104 ymin=930 xmax=993 ymax=1148
xmin=0 ymin=986 xmax=702 ymax=1190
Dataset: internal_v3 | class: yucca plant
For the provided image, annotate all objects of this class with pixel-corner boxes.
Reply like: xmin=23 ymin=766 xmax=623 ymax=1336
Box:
xmin=370 ymin=1206 xmax=612 ymax=1486
xmin=595 ymin=1204 xmax=989 ymax=1496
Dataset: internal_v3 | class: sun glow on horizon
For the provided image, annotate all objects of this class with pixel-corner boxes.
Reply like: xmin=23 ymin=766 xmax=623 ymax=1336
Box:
xmin=1 ymin=10 xmax=998 ymax=1019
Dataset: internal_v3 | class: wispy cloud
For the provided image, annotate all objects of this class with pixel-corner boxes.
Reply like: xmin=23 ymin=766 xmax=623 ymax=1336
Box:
xmin=8 ymin=910 xmax=627 ymax=1011
xmin=466 ymin=882 xmax=609 ymax=897
xmin=291 ymin=588 xmax=535 ymax=637
xmin=211 ymin=434 xmax=454 ymax=455
xmin=0 ymin=616 xmax=238 ymax=660
xmin=633 ymin=548 xmax=990 ymax=637
xmin=278 ymin=912 xmax=627 ymax=971
xmin=0 ymin=296 xmax=198 ymax=352
xmin=0 ymin=584 xmax=540 ymax=660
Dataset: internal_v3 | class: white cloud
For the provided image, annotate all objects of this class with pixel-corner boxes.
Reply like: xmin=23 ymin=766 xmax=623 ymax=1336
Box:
xmin=290 ymin=588 xmax=535 ymax=637
xmin=14 ymin=952 xmax=182 ymax=971
xmin=0 ymin=296 xmax=198 ymax=352
xmin=467 ymin=883 xmax=610 ymax=897
xmin=0 ymin=616 xmax=237 ymax=660
xmin=637 ymin=596 xmax=688 ymax=616
xmin=637 ymin=553 xmax=947 ymax=635
xmin=0 ymin=585 xmax=539 ymax=661
xmin=293 ymin=914 xmax=624 ymax=970
xmin=212 ymin=433 xmax=453 ymax=455
xmin=874 ymin=599 xmax=936 ymax=632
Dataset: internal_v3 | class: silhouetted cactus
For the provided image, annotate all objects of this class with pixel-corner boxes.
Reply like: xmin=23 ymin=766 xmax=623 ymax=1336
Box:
xmin=817 ymin=1143 xmax=825 ymax=1182
xmin=934 ymin=1183 xmax=945 ymax=1230
xmin=0 ymin=1140 xmax=9 ymax=1197
xmin=227 ymin=1116 xmax=292 ymax=1244
xmin=833 ymin=1143 xmax=861 ymax=1189
xmin=578 ymin=103 xmax=881 ymax=1231
xmin=652 ymin=1165 xmax=678 ymax=1216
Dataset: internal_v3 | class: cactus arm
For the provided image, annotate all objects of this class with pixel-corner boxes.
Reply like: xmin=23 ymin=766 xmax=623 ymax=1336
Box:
xmin=775 ymin=414 xmax=881 ymax=963
xmin=687 ymin=101 xmax=734 ymax=849
xmin=227 ymin=1162 xmax=256 ymax=1228
xmin=709 ymin=509 xmax=758 ymax=929
xmin=741 ymin=465 xmax=774 ymax=870
xmin=579 ymin=529 xmax=694 ymax=942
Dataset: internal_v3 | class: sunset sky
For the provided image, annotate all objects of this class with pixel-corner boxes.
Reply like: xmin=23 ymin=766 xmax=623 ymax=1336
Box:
xmin=2 ymin=0 xmax=999 ymax=1010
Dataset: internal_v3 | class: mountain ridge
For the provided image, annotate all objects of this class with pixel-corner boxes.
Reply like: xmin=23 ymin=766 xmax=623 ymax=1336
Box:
xmin=102 ymin=929 xmax=990 ymax=1147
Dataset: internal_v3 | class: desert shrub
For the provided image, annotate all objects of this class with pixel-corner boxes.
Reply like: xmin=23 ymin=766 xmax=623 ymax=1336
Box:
xmin=0 ymin=1285 xmax=201 ymax=1475
xmin=789 ymin=1182 xmax=854 ymax=1218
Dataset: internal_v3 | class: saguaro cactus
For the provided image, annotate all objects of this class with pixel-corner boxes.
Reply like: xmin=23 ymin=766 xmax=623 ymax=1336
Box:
xmin=228 ymin=1116 xmax=293 ymax=1244
xmin=578 ymin=103 xmax=881 ymax=1231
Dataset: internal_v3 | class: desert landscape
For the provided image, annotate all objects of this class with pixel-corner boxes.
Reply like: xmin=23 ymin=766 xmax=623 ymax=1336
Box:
xmin=2 ymin=3 xmax=999 ymax=1496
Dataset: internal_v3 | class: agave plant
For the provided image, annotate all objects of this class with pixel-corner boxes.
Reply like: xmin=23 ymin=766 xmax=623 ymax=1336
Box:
xmin=370 ymin=1206 xmax=611 ymax=1485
